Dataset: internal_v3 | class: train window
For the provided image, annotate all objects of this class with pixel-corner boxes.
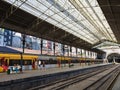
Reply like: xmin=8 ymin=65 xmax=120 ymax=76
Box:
xmin=9 ymin=59 xmax=32 ymax=66
xmin=9 ymin=60 xmax=20 ymax=66
xmin=24 ymin=61 xmax=27 ymax=65
xmin=71 ymin=60 xmax=79 ymax=63
xmin=23 ymin=60 xmax=32 ymax=65
xmin=40 ymin=59 xmax=57 ymax=64
xmin=52 ymin=60 xmax=57 ymax=64
xmin=61 ymin=60 xmax=67 ymax=64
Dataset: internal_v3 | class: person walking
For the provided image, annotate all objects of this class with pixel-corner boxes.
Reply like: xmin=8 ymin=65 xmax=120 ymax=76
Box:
xmin=42 ymin=61 xmax=45 ymax=70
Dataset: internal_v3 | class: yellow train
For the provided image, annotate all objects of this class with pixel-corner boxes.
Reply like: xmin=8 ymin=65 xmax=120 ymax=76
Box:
xmin=0 ymin=53 xmax=103 ymax=72
xmin=0 ymin=53 xmax=38 ymax=65
xmin=0 ymin=53 xmax=38 ymax=72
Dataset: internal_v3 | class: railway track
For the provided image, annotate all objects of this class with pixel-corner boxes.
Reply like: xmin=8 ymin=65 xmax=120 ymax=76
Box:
xmin=28 ymin=64 xmax=118 ymax=90
xmin=84 ymin=65 xmax=120 ymax=90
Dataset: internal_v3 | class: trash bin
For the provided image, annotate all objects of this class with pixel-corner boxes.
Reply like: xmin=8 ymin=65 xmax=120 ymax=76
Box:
xmin=7 ymin=69 xmax=10 ymax=75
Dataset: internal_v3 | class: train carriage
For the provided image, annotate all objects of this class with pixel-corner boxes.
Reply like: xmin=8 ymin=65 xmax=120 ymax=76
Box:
xmin=0 ymin=53 xmax=103 ymax=72
xmin=0 ymin=53 xmax=38 ymax=71
xmin=38 ymin=55 xmax=57 ymax=68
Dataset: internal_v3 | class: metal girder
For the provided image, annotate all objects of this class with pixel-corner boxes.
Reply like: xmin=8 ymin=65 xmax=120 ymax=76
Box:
xmin=27 ymin=17 xmax=43 ymax=29
xmin=1 ymin=22 xmax=25 ymax=33
xmin=97 ymin=0 xmax=120 ymax=43
xmin=69 ymin=0 xmax=107 ymax=39
xmin=0 ymin=0 xmax=27 ymax=26
xmin=86 ymin=0 xmax=113 ymax=41
xmin=44 ymin=26 xmax=60 ymax=36
xmin=58 ymin=32 xmax=71 ymax=40
xmin=6 ymin=17 xmax=28 ymax=27
xmin=0 ymin=0 xmax=105 ymax=54
xmin=46 ymin=0 xmax=100 ymax=40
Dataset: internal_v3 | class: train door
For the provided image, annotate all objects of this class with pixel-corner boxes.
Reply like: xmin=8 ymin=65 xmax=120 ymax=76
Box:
xmin=56 ymin=57 xmax=61 ymax=68
xmin=0 ymin=57 xmax=9 ymax=66
xmin=32 ymin=58 xmax=37 ymax=70
xmin=0 ymin=58 xmax=4 ymax=72
xmin=58 ymin=60 xmax=61 ymax=68
xmin=0 ymin=57 xmax=3 ymax=66
xmin=5 ymin=58 xmax=9 ymax=66
xmin=57 ymin=57 xmax=61 ymax=68
xmin=68 ymin=59 xmax=71 ymax=67
xmin=0 ymin=57 xmax=9 ymax=71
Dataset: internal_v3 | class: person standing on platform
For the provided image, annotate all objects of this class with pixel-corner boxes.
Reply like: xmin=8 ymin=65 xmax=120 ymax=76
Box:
xmin=38 ymin=60 xmax=41 ymax=69
xmin=42 ymin=61 xmax=45 ymax=70
xmin=58 ymin=60 xmax=61 ymax=68
xmin=14 ymin=64 xmax=18 ymax=73
xmin=17 ymin=64 xmax=22 ymax=73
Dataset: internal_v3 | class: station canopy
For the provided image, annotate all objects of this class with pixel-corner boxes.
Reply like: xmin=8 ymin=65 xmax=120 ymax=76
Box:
xmin=0 ymin=0 xmax=118 ymax=53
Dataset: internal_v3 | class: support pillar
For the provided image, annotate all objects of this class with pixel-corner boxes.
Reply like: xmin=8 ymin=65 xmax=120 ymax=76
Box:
xmin=40 ymin=39 xmax=43 ymax=55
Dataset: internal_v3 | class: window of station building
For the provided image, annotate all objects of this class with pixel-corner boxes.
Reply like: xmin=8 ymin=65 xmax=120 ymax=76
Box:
xmin=5 ymin=32 xmax=7 ymax=35
xmin=4 ymin=42 xmax=7 ymax=45
xmin=9 ymin=36 xmax=11 ymax=39
xmin=86 ymin=51 xmax=88 ymax=58
xmin=72 ymin=47 xmax=76 ymax=57
xmin=77 ymin=48 xmax=80 ymax=57
xmin=9 ymin=31 xmax=11 ymax=35
xmin=8 ymin=41 xmax=10 ymax=45
xmin=56 ymin=43 xmax=63 ymax=56
xmin=0 ymin=36 xmax=1 ymax=39
xmin=81 ymin=49 xmax=85 ymax=57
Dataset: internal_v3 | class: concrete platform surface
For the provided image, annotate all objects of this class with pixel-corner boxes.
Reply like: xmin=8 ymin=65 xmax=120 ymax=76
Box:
xmin=0 ymin=63 xmax=110 ymax=83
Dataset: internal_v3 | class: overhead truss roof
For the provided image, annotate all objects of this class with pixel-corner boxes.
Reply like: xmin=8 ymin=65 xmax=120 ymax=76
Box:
xmin=1 ymin=0 xmax=116 ymax=54
xmin=97 ymin=0 xmax=120 ymax=43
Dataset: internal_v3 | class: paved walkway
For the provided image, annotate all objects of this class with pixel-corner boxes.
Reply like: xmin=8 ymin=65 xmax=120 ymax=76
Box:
xmin=0 ymin=63 xmax=110 ymax=83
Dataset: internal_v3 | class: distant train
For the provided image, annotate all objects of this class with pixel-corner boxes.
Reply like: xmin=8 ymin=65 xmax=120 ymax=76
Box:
xmin=38 ymin=55 xmax=103 ymax=68
xmin=0 ymin=53 xmax=103 ymax=72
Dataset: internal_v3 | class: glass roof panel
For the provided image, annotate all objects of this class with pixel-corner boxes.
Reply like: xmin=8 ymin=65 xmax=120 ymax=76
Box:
xmin=5 ymin=0 xmax=117 ymax=45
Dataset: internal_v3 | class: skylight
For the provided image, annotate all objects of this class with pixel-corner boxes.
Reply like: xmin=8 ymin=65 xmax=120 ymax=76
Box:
xmin=5 ymin=0 xmax=117 ymax=44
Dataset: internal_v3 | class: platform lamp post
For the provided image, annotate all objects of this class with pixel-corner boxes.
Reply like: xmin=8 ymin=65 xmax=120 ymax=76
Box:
xmin=76 ymin=48 xmax=78 ymax=57
xmin=53 ymin=42 xmax=55 ymax=56
xmin=67 ymin=45 xmax=69 ymax=57
xmin=62 ymin=45 xmax=65 ymax=67
xmin=84 ymin=50 xmax=87 ymax=65
xmin=70 ymin=46 xmax=72 ymax=57
xmin=20 ymin=34 xmax=26 ymax=72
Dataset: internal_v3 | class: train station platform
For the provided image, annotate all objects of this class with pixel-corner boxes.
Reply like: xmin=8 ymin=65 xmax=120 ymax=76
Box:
xmin=0 ymin=63 xmax=112 ymax=90
xmin=0 ymin=63 xmax=110 ymax=82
